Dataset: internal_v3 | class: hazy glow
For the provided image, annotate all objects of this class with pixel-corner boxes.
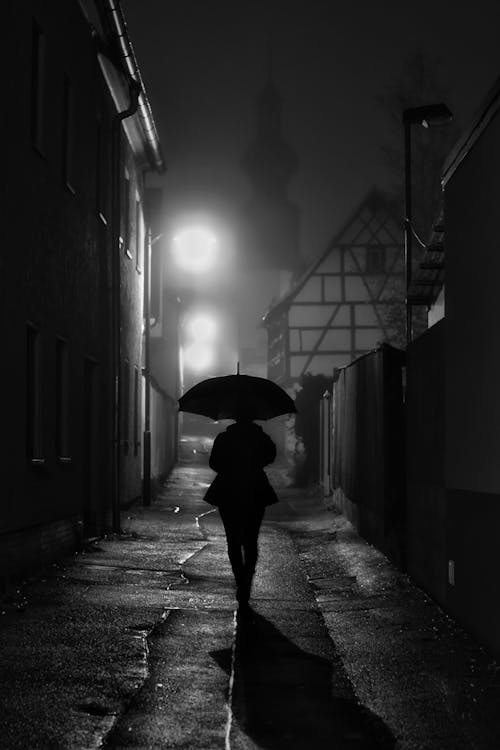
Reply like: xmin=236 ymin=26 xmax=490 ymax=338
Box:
xmin=187 ymin=313 xmax=217 ymax=341
xmin=183 ymin=342 xmax=214 ymax=372
xmin=172 ymin=227 xmax=217 ymax=273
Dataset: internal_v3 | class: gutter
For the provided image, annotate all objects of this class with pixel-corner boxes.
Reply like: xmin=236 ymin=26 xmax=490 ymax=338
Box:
xmin=442 ymin=76 xmax=500 ymax=187
xmin=99 ymin=0 xmax=165 ymax=173
xmin=93 ymin=0 xmax=166 ymax=525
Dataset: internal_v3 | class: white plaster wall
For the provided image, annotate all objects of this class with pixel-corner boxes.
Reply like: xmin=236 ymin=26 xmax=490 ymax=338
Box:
xmin=428 ymin=286 xmax=445 ymax=328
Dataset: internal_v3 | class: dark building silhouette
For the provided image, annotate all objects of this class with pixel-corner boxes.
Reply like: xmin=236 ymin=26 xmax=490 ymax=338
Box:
xmin=237 ymin=62 xmax=301 ymax=380
xmin=0 ymin=0 xmax=170 ymax=585
xmin=240 ymin=63 xmax=300 ymax=271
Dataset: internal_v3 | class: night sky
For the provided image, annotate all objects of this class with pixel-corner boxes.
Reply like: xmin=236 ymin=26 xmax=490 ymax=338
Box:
xmin=123 ymin=0 xmax=500 ymax=263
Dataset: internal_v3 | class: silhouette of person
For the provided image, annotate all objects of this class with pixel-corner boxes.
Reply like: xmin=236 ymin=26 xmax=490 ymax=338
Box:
xmin=204 ymin=409 xmax=278 ymax=609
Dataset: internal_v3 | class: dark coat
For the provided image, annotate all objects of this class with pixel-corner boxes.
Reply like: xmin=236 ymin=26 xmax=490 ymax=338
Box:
xmin=204 ymin=422 xmax=278 ymax=508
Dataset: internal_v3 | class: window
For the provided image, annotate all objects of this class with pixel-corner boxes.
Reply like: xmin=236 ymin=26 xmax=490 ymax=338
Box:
xmin=56 ymin=338 xmax=70 ymax=460
xmin=366 ymin=245 xmax=386 ymax=274
xmin=133 ymin=366 xmax=140 ymax=456
xmin=62 ymin=75 xmax=75 ymax=193
xmin=26 ymin=324 xmax=43 ymax=462
xmin=30 ymin=21 xmax=46 ymax=152
xmin=122 ymin=360 xmax=130 ymax=453
xmin=135 ymin=196 xmax=143 ymax=271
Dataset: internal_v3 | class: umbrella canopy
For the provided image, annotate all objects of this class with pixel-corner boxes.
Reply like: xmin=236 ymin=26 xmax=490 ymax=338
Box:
xmin=178 ymin=374 xmax=297 ymax=421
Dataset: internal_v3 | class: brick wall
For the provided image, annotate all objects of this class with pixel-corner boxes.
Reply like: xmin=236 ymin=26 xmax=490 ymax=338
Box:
xmin=0 ymin=517 xmax=81 ymax=591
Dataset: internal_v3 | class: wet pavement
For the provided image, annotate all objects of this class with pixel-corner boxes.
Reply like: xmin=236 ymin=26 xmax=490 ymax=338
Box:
xmin=2 ymin=450 xmax=500 ymax=748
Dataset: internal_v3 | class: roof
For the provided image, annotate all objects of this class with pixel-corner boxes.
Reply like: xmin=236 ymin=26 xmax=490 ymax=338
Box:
xmin=442 ymin=74 xmax=500 ymax=186
xmin=262 ymin=187 xmax=401 ymax=324
xmin=411 ymin=74 xmax=500 ymax=307
xmin=408 ymin=76 xmax=500 ymax=306
xmin=93 ymin=0 xmax=165 ymax=173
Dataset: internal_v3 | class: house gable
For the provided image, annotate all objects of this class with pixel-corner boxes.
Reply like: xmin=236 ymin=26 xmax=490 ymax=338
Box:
xmin=264 ymin=189 xmax=404 ymax=383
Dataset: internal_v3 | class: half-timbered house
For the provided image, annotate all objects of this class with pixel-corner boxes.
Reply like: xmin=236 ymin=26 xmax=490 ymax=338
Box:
xmin=263 ymin=189 xmax=405 ymax=386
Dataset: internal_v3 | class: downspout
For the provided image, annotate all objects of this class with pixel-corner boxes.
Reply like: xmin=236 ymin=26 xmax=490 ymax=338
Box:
xmin=111 ymin=77 xmax=141 ymax=533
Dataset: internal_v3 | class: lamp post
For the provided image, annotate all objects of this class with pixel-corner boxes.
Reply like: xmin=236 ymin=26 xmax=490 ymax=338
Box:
xmin=402 ymin=102 xmax=452 ymax=347
xmin=143 ymin=228 xmax=163 ymax=507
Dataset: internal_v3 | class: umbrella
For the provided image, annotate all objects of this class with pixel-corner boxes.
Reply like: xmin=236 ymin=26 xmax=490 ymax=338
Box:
xmin=178 ymin=373 xmax=297 ymax=421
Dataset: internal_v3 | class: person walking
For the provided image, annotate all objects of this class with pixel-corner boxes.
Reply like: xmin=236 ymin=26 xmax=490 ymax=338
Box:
xmin=204 ymin=411 xmax=278 ymax=610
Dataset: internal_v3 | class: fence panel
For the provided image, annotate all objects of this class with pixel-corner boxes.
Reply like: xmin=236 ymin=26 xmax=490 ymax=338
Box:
xmin=332 ymin=344 xmax=405 ymax=560
xmin=406 ymin=320 xmax=445 ymax=602
xmin=319 ymin=391 xmax=332 ymax=495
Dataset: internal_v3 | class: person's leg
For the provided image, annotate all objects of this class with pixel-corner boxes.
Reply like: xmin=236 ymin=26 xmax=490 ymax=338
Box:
xmin=241 ymin=506 xmax=265 ymax=602
xmin=219 ymin=506 xmax=245 ymax=592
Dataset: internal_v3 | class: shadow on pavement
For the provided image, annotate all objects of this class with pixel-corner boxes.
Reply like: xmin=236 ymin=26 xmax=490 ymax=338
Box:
xmin=211 ymin=610 xmax=395 ymax=749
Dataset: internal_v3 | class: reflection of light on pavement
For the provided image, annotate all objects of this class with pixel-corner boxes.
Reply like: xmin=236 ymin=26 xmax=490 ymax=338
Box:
xmin=225 ymin=610 xmax=238 ymax=750
xmin=195 ymin=508 xmax=216 ymax=531
xmin=183 ymin=342 xmax=214 ymax=372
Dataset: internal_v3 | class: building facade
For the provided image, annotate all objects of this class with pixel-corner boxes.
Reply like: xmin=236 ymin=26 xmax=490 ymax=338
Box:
xmin=0 ymin=0 xmax=165 ymax=584
xmin=405 ymin=75 xmax=500 ymax=655
xmin=148 ymin=186 xmax=182 ymax=482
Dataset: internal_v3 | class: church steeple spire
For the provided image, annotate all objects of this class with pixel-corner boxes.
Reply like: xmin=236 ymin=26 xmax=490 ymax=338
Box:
xmin=242 ymin=56 xmax=298 ymax=199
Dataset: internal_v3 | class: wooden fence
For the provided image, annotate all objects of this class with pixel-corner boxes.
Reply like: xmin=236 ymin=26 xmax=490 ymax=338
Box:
xmin=331 ymin=344 xmax=406 ymax=564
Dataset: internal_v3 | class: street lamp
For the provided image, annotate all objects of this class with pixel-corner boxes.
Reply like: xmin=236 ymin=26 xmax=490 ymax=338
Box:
xmin=182 ymin=342 xmax=215 ymax=373
xmin=181 ymin=310 xmax=218 ymax=375
xmin=403 ymin=102 xmax=452 ymax=347
xmin=172 ymin=227 xmax=218 ymax=274
xmin=187 ymin=313 xmax=217 ymax=341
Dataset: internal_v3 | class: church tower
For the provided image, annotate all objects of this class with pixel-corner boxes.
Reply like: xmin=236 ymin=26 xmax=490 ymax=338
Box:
xmin=236 ymin=62 xmax=301 ymax=381
xmin=240 ymin=61 xmax=300 ymax=271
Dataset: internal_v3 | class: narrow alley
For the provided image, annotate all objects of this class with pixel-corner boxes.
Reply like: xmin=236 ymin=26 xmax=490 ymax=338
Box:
xmin=6 ymin=2 xmax=500 ymax=748
xmin=2 ymin=449 xmax=500 ymax=749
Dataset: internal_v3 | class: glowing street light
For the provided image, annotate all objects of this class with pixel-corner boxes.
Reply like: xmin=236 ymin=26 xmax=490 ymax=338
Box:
xmin=182 ymin=311 xmax=218 ymax=375
xmin=183 ymin=342 xmax=214 ymax=372
xmin=187 ymin=313 xmax=217 ymax=341
xmin=172 ymin=227 xmax=217 ymax=274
